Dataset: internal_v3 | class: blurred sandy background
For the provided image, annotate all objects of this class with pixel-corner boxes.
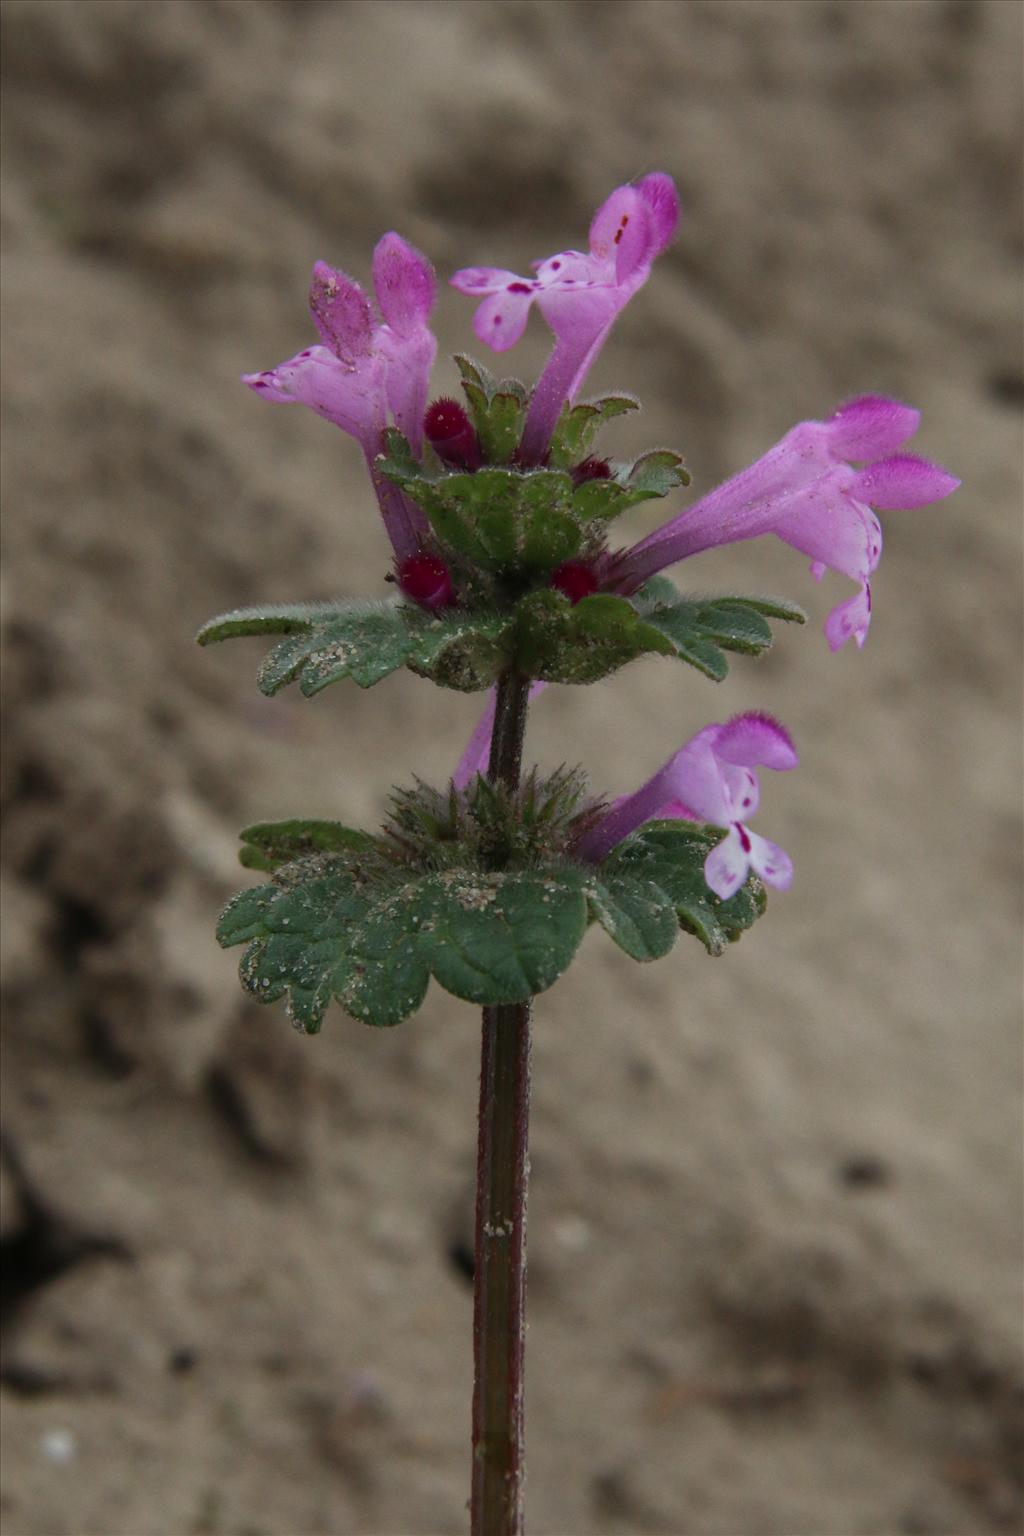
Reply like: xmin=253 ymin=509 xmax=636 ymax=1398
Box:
xmin=1 ymin=2 xmax=1021 ymax=1533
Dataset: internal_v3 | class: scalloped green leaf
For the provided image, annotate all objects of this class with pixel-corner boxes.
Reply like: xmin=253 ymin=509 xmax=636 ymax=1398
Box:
xmin=514 ymin=589 xmax=676 ymax=684
xmin=630 ymin=583 xmax=807 ymax=681
xmin=622 ymin=449 xmax=691 ymax=498
xmin=633 ymin=580 xmax=806 ymax=627
xmin=217 ymin=819 xmax=770 ymax=1031
xmin=379 ymin=426 xmax=419 ymax=476
xmin=404 ymin=610 xmax=512 ymax=691
xmin=197 ymin=602 xmax=321 ymax=645
xmin=495 ymin=376 xmax=529 ymax=404
xmin=454 ymin=352 xmax=499 ymax=402
xmin=520 ymin=506 xmax=582 ymax=569
xmin=379 ymin=462 xmax=584 ymax=575
xmin=217 ymin=884 xmax=281 ymax=946
xmin=687 ymin=602 xmax=774 ymax=651
xmin=585 ymin=870 xmax=679 ymax=961
xmin=218 ymin=856 xmax=592 ymax=1032
xmin=547 ymin=394 xmax=640 ymax=468
xmin=631 ymin=574 xmax=684 ymax=612
xmin=568 ymin=450 xmax=689 ymax=523
xmin=722 ymin=594 xmax=808 ymax=623
xmin=416 ymin=868 xmax=590 ymax=1005
xmin=289 ymin=607 xmax=416 ymax=694
xmin=478 ymin=391 xmax=525 ymax=464
xmin=569 ymin=478 xmax=631 ymax=522
xmin=239 ymin=820 xmax=376 ymax=873
xmin=602 ymin=822 xmax=766 ymax=956
xmin=460 ymin=377 xmax=489 ymax=430
xmin=452 ymin=355 xmax=527 ymax=464
xmin=199 ymin=596 xmax=513 ymax=697
xmin=199 ymin=579 xmax=806 ymax=699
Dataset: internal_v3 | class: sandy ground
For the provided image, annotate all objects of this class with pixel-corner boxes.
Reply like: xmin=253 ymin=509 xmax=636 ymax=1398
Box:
xmin=1 ymin=2 xmax=1022 ymax=1533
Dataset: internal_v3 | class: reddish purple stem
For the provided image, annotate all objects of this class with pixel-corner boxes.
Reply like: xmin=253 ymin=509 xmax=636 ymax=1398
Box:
xmin=471 ymin=671 xmax=532 ymax=1535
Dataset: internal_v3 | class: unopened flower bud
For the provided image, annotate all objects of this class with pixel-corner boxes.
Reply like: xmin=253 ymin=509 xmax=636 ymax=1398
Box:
xmin=570 ymin=456 xmax=612 ymax=487
xmin=398 ymin=552 xmax=454 ymax=609
xmin=550 ymin=560 xmax=599 ymax=604
xmin=424 ymin=397 xmax=481 ymax=470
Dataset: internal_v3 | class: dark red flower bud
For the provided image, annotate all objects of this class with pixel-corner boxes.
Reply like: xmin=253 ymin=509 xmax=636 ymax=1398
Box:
xmin=424 ymin=397 xmax=481 ymax=470
xmin=570 ymin=456 xmax=612 ymax=487
xmin=398 ymin=553 xmax=454 ymax=610
xmin=550 ymin=560 xmax=599 ymax=605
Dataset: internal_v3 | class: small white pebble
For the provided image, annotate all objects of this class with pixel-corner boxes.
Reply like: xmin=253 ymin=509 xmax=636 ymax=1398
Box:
xmin=41 ymin=1429 xmax=76 ymax=1465
xmin=552 ymin=1214 xmax=592 ymax=1253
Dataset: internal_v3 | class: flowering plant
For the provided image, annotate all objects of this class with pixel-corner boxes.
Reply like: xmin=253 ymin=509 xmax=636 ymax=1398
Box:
xmin=199 ymin=174 xmax=956 ymax=1534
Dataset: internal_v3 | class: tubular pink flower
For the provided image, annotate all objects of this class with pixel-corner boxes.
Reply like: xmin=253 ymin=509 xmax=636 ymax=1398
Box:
xmin=604 ymin=395 xmax=959 ymax=651
xmin=575 ymin=712 xmax=798 ymax=900
xmin=243 ymin=235 xmax=438 ymax=561
xmin=453 ymin=683 xmax=548 ymax=791
xmin=451 ymin=174 xmax=679 ymax=464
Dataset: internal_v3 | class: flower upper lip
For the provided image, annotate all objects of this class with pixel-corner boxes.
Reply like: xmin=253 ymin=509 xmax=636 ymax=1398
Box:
xmin=242 ymin=233 xmax=438 ymax=562
xmin=451 ymin=174 xmax=680 ymax=464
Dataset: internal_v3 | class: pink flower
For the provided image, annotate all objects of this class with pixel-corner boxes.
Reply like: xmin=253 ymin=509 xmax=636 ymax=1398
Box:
xmin=604 ymin=395 xmax=959 ymax=651
xmin=575 ymin=712 xmax=798 ymax=900
xmin=451 ymin=174 xmax=679 ymax=464
xmin=243 ymin=234 xmax=438 ymax=561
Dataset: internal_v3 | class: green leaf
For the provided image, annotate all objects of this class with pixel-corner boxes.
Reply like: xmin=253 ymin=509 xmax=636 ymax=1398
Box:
xmin=198 ymin=578 xmax=806 ymax=699
xmin=426 ymin=470 xmax=523 ymax=566
xmin=630 ymin=574 xmax=684 ymax=612
xmin=417 ymin=868 xmax=590 ymax=1005
xmin=216 ymin=780 xmax=773 ymax=1033
xmin=566 ymin=450 xmax=690 ymax=525
xmin=638 ymin=604 xmax=732 ymax=681
xmin=547 ymin=394 xmax=640 ymax=468
xmin=569 ymin=478 xmax=631 ymax=522
xmin=721 ymin=594 xmax=808 ymax=623
xmin=216 ymin=884 xmax=281 ymax=946
xmin=286 ymin=606 xmax=418 ymax=694
xmin=633 ymin=580 xmax=806 ymax=627
xmin=602 ymin=822 xmax=766 ymax=957
xmin=217 ymin=823 xmax=769 ymax=1030
xmin=478 ymin=391 xmax=524 ymax=464
xmin=585 ymin=870 xmax=680 ymax=961
xmin=379 ymin=426 xmax=420 ymax=476
xmin=514 ymin=589 xmax=676 ymax=684
xmin=453 ymin=354 xmax=526 ymax=464
xmin=454 ymin=352 xmax=499 ymax=401
xmin=495 ymin=376 xmax=529 ymax=404
xmin=196 ymin=602 xmax=321 ymax=645
xmin=404 ymin=609 xmax=512 ymax=691
xmin=199 ymin=595 xmax=514 ymax=696
xmin=621 ymin=449 xmax=691 ymax=499
xmin=520 ymin=504 xmax=582 ymax=569
xmin=239 ymin=820 xmax=376 ymax=873
xmin=217 ymin=855 xmax=591 ymax=1032
xmin=631 ymin=583 xmax=807 ymax=682
xmin=378 ymin=461 xmax=586 ymax=576
xmin=689 ymin=601 xmax=775 ymax=652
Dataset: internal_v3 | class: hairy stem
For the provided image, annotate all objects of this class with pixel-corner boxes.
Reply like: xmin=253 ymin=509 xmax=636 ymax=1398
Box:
xmin=486 ymin=669 xmax=531 ymax=794
xmin=471 ymin=670 xmax=532 ymax=1534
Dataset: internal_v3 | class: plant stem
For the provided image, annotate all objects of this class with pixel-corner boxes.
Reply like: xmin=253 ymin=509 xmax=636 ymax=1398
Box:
xmin=471 ymin=670 xmax=532 ymax=1535
xmin=486 ymin=669 xmax=531 ymax=794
